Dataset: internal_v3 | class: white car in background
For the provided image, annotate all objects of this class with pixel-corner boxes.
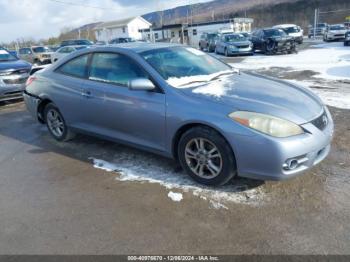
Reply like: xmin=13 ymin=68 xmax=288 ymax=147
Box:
xmin=51 ymin=45 xmax=88 ymax=63
xmin=273 ymin=24 xmax=304 ymax=44
xmin=323 ymin=24 xmax=348 ymax=42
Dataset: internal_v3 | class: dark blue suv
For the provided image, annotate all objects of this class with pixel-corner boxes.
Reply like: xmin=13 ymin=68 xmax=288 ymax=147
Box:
xmin=0 ymin=47 xmax=32 ymax=102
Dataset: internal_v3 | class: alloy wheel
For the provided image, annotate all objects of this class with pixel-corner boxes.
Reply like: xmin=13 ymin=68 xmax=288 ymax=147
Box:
xmin=184 ymin=138 xmax=223 ymax=179
xmin=46 ymin=109 xmax=65 ymax=138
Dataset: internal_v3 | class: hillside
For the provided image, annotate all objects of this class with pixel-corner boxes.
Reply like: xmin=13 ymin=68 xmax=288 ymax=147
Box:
xmin=142 ymin=0 xmax=350 ymax=29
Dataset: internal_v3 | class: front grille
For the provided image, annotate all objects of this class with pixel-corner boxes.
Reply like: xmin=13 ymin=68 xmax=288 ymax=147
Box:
xmin=334 ymin=34 xmax=344 ymax=37
xmin=238 ymin=45 xmax=249 ymax=49
xmin=311 ymin=111 xmax=328 ymax=130
xmin=3 ymin=77 xmax=27 ymax=84
xmin=1 ymin=69 xmax=29 ymax=85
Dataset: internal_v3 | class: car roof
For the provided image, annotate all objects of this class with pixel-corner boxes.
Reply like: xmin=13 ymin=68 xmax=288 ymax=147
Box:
xmin=330 ymin=24 xmax=345 ymax=27
xmin=105 ymin=42 xmax=183 ymax=53
xmin=274 ymin=24 xmax=298 ymax=28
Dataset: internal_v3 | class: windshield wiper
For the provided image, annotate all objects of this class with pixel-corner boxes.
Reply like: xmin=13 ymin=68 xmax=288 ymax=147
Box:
xmin=209 ymin=70 xmax=238 ymax=81
xmin=177 ymin=80 xmax=209 ymax=87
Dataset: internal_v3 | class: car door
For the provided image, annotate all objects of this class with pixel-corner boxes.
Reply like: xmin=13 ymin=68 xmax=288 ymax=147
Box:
xmin=50 ymin=54 xmax=90 ymax=127
xmin=217 ymin=35 xmax=224 ymax=53
xmin=80 ymin=52 xmax=166 ymax=152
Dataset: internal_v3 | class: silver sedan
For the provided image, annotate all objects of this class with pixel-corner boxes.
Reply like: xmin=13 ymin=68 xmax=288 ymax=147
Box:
xmin=24 ymin=43 xmax=333 ymax=186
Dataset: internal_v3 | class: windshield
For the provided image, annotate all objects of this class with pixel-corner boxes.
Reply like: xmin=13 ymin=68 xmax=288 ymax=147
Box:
xmin=283 ymin=26 xmax=300 ymax=33
xmin=317 ymin=23 xmax=327 ymax=28
xmin=0 ymin=49 xmax=17 ymax=62
xmin=141 ymin=46 xmax=232 ymax=87
xmin=264 ymin=29 xmax=286 ymax=37
xmin=32 ymin=47 xmax=50 ymax=53
xmin=224 ymin=34 xmax=247 ymax=42
xmin=330 ymin=25 xmax=346 ymax=30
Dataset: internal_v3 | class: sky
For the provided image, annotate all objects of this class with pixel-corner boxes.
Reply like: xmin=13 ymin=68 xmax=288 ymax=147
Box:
xmin=0 ymin=0 xmax=211 ymax=43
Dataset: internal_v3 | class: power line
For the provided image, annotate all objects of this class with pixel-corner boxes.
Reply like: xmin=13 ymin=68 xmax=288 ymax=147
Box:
xmin=319 ymin=8 xmax=350 ymax=14
xmin=47 ymin=0 xmax=121 ymax=11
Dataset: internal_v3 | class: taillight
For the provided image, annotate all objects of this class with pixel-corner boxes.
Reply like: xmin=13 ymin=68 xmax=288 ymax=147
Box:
xmin=26 ymin=76 xmax=36 ymax=86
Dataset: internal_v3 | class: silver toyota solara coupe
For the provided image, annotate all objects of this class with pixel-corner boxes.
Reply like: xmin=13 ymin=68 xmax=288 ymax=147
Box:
xmin=24 ymin=43 xmax=334 ymax=186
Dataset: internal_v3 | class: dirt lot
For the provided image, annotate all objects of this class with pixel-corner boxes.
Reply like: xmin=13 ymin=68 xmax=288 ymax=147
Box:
xmin=0 ymin=48 xmax=349 ymax=254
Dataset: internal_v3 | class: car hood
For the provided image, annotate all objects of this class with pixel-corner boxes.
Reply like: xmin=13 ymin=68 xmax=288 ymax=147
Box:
xmin=0 ymin=59 xmax=32 ymax=71
xmin=178 ymin=73 xmax=323 ymax=124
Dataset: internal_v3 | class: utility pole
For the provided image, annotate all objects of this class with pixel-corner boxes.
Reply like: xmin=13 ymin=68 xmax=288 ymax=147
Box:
xmin=313 ymin=8 xmax=318 ymax=39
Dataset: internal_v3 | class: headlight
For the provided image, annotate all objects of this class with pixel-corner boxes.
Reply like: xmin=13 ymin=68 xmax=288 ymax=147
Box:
xmin=0 ymin=71 xmax=11 ymax=76
xmin=229 ymin=45 xmax=237 ymax=50
xmin=229 ymin=111 xmax=304 ymax=138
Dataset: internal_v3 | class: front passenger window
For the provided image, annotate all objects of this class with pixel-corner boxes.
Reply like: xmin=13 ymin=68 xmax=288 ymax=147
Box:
xmin=89 ymin=53 xmax=149 ymax=87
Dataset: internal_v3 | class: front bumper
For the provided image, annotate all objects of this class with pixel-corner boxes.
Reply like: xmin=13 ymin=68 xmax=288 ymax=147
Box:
xmin=0 ymin=83 xmax=26 ymax=102
xmin=225 ymin=107 xmax=334 ymax=181
xmin=327 ymin=34 xmax=345 ymax=40
xmin=228 ymin=47 xmax=253 ymax=55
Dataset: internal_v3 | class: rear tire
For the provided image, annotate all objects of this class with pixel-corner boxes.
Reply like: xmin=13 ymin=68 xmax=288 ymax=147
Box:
xmin=178 ymin=126 xmax=236 ymax=186
xmin=44 ymin=103 xmax=75 ymax=142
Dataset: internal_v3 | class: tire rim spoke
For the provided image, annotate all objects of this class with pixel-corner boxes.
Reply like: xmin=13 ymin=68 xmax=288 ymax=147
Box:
xmin=47 ymin=109 xmax=64 ymax=137
xmin=184 ymin=137 xmax=223 ymax=179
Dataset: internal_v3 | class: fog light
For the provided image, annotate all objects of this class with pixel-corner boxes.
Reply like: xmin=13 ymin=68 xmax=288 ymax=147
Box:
xmin=284 ymin=159 xmax=299 ymax=170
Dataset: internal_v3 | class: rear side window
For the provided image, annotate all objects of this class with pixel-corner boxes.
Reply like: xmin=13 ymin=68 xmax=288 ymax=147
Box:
xmin=89 ymin=52 xmax=148 ymax=87
xmin=57 ymin=54 xmax=89 ymax=78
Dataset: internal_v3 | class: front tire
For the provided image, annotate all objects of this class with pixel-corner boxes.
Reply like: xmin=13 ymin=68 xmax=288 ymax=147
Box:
xmin=224 ymin=48 xmax=229 ymax=57
xmin=44 ymin=103 xmax=75 ymax=142
xmin=178 ymin=127 xmax=236 ymax=186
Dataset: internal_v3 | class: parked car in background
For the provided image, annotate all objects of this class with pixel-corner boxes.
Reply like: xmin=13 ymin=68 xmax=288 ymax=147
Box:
xmin=251 ymin=28 xmax=297 ymax=55
xmin=95 ymin=41 xmax=107 ymax=45
xmin=344 ymin=31 xmax=350 ymax=46
xmin=18 ymin=46 xmax=53 ymax=65
xmin=240 ymin=32 xmax=252 ymax=40
xmin=51 ymin=45 xmax=88 ymax=63
xmin=109 ymin=37 xmax=135 ymax=44
xmin=24 ymin=43 xmax=333 ymax=185
xmin=344 ymin=22 xmax=350 ymax=29
xmin=7 ymin=50 xmax=18 ymax=58
xmin=60 ymin=39 xmax=93 ymax=47
xmin=273 ymin=24 xmax=304 ymax=44
xmin=215 ymin=33 xmax=253 ymax=56
xmin=199 ymin=33 xmax=219 ymax=52
xmin=0 ymin=47 xmax=31 ymax=102
xmin=323 ymin=24 xmax=348 ymax=42
xmin=308 ymin=23 xmax=328 ymax=38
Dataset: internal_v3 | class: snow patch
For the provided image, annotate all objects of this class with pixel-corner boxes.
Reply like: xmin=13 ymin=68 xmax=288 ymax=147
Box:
xmin=287 ymin=79 xmax=350 ymax=110
xmin=232 ymin=42 xmax=350 ymax=81
xmin=168 ymin=191 xmax=183 ymax=202
xmin=192 ymin=75 xmax=233 ymax=97
xmin=230 ymin=42 xmax=350 ymax=109
xmin=90 ymin=157 xmax=264 ymax=209
xmin=167 ymin=70 xmax=234 ymax=88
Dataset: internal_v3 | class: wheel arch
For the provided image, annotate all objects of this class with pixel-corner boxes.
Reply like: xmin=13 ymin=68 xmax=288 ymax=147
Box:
xmin=171 ymin=122 xmax=236 ymax=162
xmin=37 ymin=98 xmax=53 ymax=123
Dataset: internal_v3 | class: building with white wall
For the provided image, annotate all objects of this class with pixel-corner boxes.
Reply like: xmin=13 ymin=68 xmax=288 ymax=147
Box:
xmin=94 ymin=16 xmax=152 ymax=43
xmin=140 ymin=18 xmax=254 ymax=47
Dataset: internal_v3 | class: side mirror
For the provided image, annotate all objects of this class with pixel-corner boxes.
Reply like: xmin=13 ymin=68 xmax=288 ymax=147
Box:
xmin=129 ymin=78 xmax=155 ymax=91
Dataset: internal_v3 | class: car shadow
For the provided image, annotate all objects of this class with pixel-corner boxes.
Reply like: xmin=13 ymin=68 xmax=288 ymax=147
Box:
xmin=0 ymin=105 xmax=265 ymax=195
